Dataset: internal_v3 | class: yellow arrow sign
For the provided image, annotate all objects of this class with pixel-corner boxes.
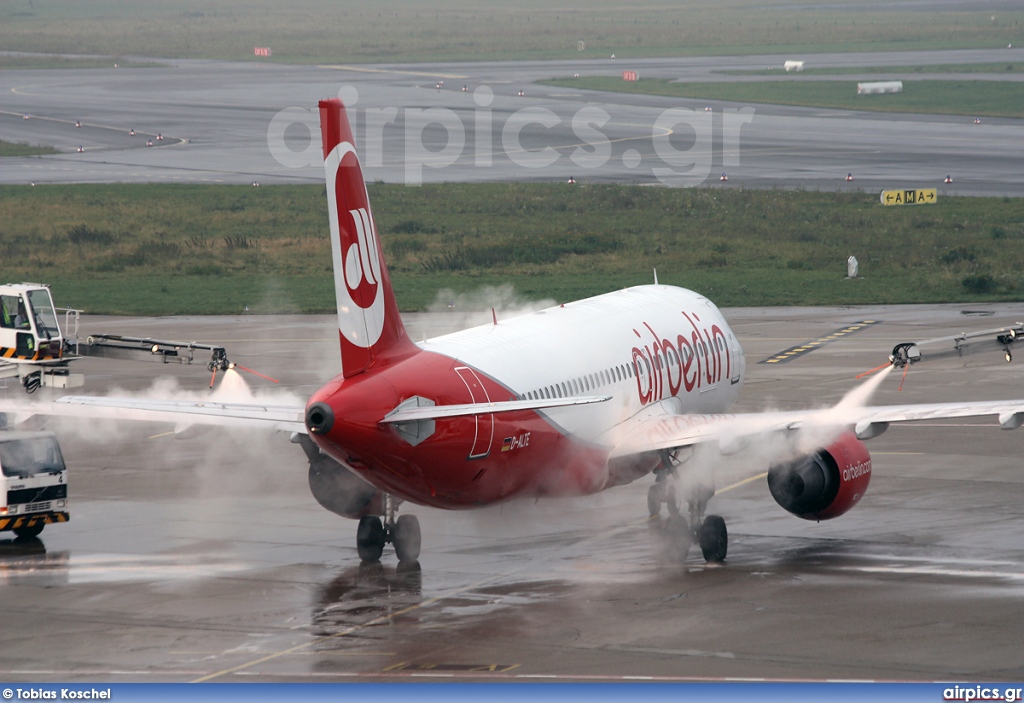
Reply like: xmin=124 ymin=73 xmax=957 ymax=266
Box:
xmin=880 ymin=188 xmax=937 ymax=206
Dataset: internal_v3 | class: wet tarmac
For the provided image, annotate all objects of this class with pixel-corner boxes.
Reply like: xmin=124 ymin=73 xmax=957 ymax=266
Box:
xmin=2 ymin=304 xmax=1024 ymax=682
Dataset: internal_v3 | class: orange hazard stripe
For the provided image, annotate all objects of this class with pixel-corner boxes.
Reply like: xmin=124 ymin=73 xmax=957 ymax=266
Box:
xmin=0 ymin=512 xmax=69 ymax=531
xmin=0 ymin=346 xmax=57 ymax=362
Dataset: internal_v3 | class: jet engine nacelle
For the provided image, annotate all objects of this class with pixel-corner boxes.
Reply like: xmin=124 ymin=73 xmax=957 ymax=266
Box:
xmin=298 ymin=435 xmax=383 ymax=519
xmin=766 ymin=431 xmax=871 ymax=521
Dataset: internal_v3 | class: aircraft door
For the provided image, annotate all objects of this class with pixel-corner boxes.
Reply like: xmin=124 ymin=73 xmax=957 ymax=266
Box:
xmin=729 ymin=332 xmax=743 ymax=385
xmin=454 ymin=366 xmax=494 ymax=460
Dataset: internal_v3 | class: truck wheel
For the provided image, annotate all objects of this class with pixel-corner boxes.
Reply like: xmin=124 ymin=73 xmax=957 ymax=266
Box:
xmin=14 ymin=522 xmax=44 ymax=539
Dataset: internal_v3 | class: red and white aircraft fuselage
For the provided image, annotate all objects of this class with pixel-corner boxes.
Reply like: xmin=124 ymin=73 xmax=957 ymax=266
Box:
xmin=309 ymin=284 xmax=744 ymax=510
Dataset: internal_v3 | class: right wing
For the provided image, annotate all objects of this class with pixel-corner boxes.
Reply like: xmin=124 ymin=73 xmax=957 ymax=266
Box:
xmin=608 ymin=398 xmax=1024 ymax=460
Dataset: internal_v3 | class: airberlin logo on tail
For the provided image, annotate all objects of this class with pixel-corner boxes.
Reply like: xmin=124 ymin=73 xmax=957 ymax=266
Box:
xmin=344 ymin=207 xmax=380 ymax=308
xmin=325 ymin=141 xmax=385 ymax=348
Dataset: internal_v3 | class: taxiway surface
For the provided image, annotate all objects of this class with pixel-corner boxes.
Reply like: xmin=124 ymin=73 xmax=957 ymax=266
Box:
xmin=2 ymin=305 xmax=1024 ymax=681
xmin=2 ymin=49 xmax=1023 ymax=194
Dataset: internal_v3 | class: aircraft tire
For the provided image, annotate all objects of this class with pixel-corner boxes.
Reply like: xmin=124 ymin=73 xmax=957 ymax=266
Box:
xmin=665 ymin=485 xmax=680 ymax=516
xmin=393 ymin=514 xmax=422 ymax=563
xmin=356 ymin=515 xmax=385 ymax=562
xmin=699 ymin=515 xmax=728 ymax=563
xmin=647 ymin=484 xmax=662 ymax=516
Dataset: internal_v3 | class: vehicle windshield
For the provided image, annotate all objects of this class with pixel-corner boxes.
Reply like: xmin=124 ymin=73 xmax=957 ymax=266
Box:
xmin=0 ymin=437 xmax=66 ymax=477
xmin=26 ymin=289 xmax=60 ymax=339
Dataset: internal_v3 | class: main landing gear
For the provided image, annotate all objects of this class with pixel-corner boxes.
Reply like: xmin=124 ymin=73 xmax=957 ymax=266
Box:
xmin=356 ymin=494 xmax=421 ymax=564
xmin=649 ymin=452 xmax=728 ymax=564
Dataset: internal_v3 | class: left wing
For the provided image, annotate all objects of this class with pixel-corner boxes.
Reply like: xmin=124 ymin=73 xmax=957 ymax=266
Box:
xmin=2 ymin=396 xmax=306 ymax=434
xmin=1 ymin=393 xmax=615 ymax=436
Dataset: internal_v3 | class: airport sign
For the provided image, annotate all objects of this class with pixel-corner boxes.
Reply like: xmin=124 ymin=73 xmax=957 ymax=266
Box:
xmin=880 ymin=188 xmax=937 ymax=206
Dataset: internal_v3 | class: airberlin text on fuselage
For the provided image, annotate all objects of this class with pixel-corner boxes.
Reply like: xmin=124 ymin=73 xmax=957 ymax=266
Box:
xmin=632 ymin=311 xmax=731 ymax=405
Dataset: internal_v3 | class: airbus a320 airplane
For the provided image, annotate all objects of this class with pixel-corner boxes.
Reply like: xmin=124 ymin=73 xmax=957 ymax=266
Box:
xmin=10 ymin=99 xmax=1024 ymax=564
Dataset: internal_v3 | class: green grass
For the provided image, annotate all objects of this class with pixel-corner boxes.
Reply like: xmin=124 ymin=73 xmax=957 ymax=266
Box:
xmin=0 ymin=55 xmax=162 ymax=70
xmin=542 ymin=76 xmax=1024 ymax=119
xmin=0 ymin=0 xmax=1021 ymax=64
xmin=1 ymin=183 xmax=1023 ymax=314
xmin=722 ymin=62 xmax=1024 ymax=77
xmin=0 ymin=140 xmax=59 ymax=157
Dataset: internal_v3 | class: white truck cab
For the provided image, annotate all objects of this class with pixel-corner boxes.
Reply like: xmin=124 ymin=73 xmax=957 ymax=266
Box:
xmin=0 ymin=283 xmax=82 ymax=393
xmin=0 ymin=283 xmax=64 ymax=363
xmin=0 ymin=431 xmax=69 ymax=538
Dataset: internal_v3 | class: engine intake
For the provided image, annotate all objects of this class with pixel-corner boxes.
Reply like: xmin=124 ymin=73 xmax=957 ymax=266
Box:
xmin=767 ymin=431 xmax=872 ymax=521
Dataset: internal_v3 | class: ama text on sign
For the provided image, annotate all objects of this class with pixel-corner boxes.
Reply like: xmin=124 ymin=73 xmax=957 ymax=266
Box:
xmin=880 ymin=188 xmax=937 ymax=206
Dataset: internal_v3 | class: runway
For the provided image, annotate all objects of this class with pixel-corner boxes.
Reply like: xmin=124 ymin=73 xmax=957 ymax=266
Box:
xmin=2 ymin=304 xmax=1024 ymax=681
xmin=2 ymin=48 xmax=1023 ymax=194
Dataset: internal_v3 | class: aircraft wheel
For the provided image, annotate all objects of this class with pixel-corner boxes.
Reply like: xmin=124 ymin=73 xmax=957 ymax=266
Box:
xmin=647 ymin=484 xmax=662 ymax=516
xmin=665 ymin=485 xmax=680 ymax=516
xmin=393 ymin=514 xmax=422 ymax=563
xmin=14 ymin=522 xmax=44 ymax=539
xmin=356 ymin=515 xmax=385 ymax=562
xmin=699 ymin=515 xmax=728 ymax=563
xmin=664 ymin=515 xmax=691 ymax=563
xmin=396 ymin=559 xmax=421 ymax=575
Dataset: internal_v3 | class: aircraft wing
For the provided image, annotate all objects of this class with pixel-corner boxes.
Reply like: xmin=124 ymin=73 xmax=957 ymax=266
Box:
xmin=608 ymin=399 xmax=1024 ymax=460
xmin=1 ymin=396 xmax=306 ymax=434
xmin=2 ymin=393 xmax=613 ymax=435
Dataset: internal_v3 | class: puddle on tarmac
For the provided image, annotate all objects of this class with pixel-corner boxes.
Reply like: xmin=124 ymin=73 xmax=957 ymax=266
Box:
xmin=763 ymin=538 xmax=1024 ymax=590
xmin=311 ymin=563 xmax=576 ymax=645
xmin=0 ymin=538 xmax=250 ymax=586
xmin=0 ymin=537 xmax=69 ymax=586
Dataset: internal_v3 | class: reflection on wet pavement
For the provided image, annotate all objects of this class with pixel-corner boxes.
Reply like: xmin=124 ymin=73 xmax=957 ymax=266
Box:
xmin=0 ymin=537 xmax=68 ymax=586
xmin=0 ymin=537 xmax=253 ymax=587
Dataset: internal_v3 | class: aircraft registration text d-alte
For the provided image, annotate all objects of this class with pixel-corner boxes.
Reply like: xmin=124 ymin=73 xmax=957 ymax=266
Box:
xmin=6 ymin=99 xmax=1024 ymax=565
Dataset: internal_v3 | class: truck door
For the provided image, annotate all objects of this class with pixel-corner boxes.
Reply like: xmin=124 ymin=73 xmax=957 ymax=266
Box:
xmin=0 ymin=295 xmax=26 ymax=357
xmin=26 ymin=289 xmax=61 ymax=355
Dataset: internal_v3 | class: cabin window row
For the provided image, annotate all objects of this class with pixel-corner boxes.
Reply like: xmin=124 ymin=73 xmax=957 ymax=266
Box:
xmin=519 ymin=361 xmax=638 ymax=402
xmin=515 ymin=334 xmax=728 ymax=403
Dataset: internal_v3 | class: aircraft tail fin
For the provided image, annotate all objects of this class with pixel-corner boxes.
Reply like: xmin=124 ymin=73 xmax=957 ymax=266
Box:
xmin=319 ymin=98 xmax=416 ymax=378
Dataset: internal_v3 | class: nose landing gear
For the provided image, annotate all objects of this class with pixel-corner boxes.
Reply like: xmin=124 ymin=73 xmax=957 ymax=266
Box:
xmin=647 ymin=466 xmax=679 ymax=517
xmin=649 ymin=450 xmax=729 ymax=564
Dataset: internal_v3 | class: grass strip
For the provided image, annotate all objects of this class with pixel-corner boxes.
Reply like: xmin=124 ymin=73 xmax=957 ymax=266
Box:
xmin=0 ymin=140 xmax=60 ymax=157
xmin=541 ymin=76 xmax=1024 ymax=119
xmin=0 ymin=183 xmax=1021 ymax=314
